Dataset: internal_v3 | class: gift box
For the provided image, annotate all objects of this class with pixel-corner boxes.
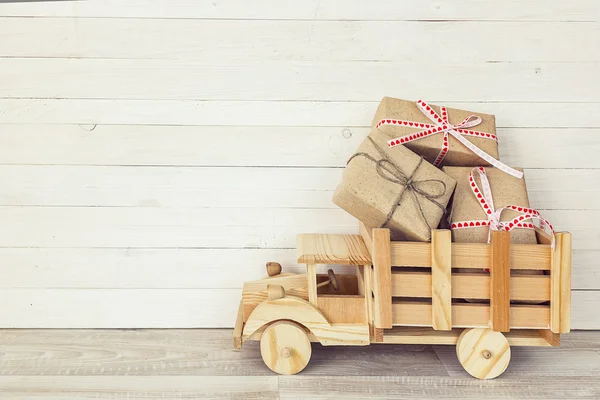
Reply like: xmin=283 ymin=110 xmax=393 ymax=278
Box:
xmin=442 ymin=166 xmax=536 ymax=244
xmin=372 ymin=97 xmax=522 ymax=179
xmin=443 ymin=166 xmax=559 ymax=304
xmin=333 ymin=129 xmax=456 ymax=242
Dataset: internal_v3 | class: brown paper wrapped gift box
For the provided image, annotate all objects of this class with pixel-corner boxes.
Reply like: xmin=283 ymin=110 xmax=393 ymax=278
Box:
xmin=372 ymin=97 xmax=499 ymax=167
xmin=442 ymin=166 xmax=536 ymax=244
xmin=443 ymin=166 xmax=544 ymax=304
xmin=333 ymin=129 xmax=456 ymax=242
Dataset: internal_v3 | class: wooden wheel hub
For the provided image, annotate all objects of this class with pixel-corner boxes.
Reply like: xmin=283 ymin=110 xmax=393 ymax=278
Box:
xmin=260 ymin=321 xmax=312 ymax=375
xmin=280 ymin=347 xmax=291 ymax=358
xmin=456 ymin=328 xmax=511 ymax=379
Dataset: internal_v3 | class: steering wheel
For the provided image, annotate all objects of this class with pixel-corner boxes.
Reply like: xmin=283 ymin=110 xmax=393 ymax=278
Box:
xmin=326 ymin=269 xmax=339 ymax=291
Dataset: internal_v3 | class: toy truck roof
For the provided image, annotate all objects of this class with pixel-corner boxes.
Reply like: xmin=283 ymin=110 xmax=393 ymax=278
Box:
xmin=296 ymin=233 xmax=371 ymax=266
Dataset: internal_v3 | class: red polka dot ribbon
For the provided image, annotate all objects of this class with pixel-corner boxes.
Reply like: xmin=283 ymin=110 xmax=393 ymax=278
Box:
xmin=377 ymin=100 xmax=523 ymax=179
xmin=451 ymin=167 xmax=555 ymax=246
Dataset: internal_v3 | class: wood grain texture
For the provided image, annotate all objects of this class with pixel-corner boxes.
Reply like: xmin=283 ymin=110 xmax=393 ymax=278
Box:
xmin=0 ymin=0 xmax=595 ymax=20
xmin=371 ymin=229 xmax=392 ymax=329
xmin=317 ymin=296 xmax=366 ymax=324
xmin=1 ymin=207 xmax=595 ymax=252
xmin=0 ymin=206 xmax=359 ymax=248
xmin=0 ymin=248 xmax=309 ymax=289
xmin=393 ymin=301 xmax=550 ymax=329
xmin=390 ymin=242 xmax=431 ymax=266
xmin=1 ymin=100 xmax=599 ymax=127
xmin=431 ymin=230 xmax=452 ymax=331
xmin=538 ymin=329 xmax=561 ymax=347
xmin=233 ymin=301 xmax=244 ymax=349
xmin=0 ymin=329 xmax=276 ymax=376
xmin=260 ymin=321 xmax=312 ymax=375
xmin=561 ymin=233 xmax=573 ymax=333
xmin=0 ymin=289 xmax=242 ymax=328
xmin=550 ymin=233 xmax=573 ymax=333
xmin=382 ymin=327 xmax=553 ymax=347
xmin=243 ymin=274 xmax=310 ymax=317
xmin=0 ymin=165 xmax=595 ymax=210
xmin=268 ymin=282 xmax=289 ymax=299
xmin=2 ymin=59 xmax=598 ymax=102
xmin=392 ymin=271 xmax=550 ymax=301
xmin=391 ymin=241 xmax=552 ymax=269
xmin=357 ymin=267 xmax=372 ymax=326
xmin=0 ymin=329 xmax=598 ymax=398
xmin=551 ymin=233 xmax=564 ymax=333
xmin=306 ymin=264 xmax=317 ymax=306
xmin=243 ymin=274 xmax=308 ymax=293
xmin=358 ymin=222 xmax=373 ymax=256
xmin=1 ymin=19 xmax=596 ymax=62
xmin=242 ymin=296 xmax=370 ymax=346
xmin=1 ymin=125 xmax=599 ymax=169
xmin=456 ymin=328 xmax=511 ymax=379
xmin=0 ymin=376 xmax=279 ymax=400
xmin=0 ymin=329 xmax=449 ymax=377
xmin=490 ymin=231 xmax=511 ymax=332
xmin=243 ymin=296 xmax=327 ymax=336
xmin=296 ymin=234 xmax=370 ymax=265
xmin=280 ymin=375 xmax=600 ymax=399
xmin=0 ymin=329 xmax=597 ymax=375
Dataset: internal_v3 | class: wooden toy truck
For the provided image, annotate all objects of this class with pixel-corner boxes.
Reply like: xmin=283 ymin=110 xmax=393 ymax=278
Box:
xmin=233 ymin=223 xmax=572 ymax=379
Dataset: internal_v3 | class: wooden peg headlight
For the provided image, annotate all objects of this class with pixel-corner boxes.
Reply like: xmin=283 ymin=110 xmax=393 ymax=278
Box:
xmin=266 ymin=262 xmax=282 ymax=277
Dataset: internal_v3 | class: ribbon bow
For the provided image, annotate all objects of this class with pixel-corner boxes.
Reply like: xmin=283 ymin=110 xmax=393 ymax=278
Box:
xmin=451 ymin=167 xmax=555 ymax=245
xmin=376 ymin=100 xmax=523 ymax=179
xmin=348 ymin=137 xmax=448 ymax=231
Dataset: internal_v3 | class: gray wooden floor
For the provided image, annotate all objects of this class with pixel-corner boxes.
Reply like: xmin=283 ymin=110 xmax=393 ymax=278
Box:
xmin=0 ymin=330 xmax=598 ymax=399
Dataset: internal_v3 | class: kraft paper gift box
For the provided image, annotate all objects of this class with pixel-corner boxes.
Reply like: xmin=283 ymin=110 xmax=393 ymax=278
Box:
xmin=442 ymin=166 xmax=536 ymax=244
xmin=333 ymin=129 xmax=456 ymax=242
xmin=372 ymin=97 xmax=501 ymax=168
xmin=443 ymin=166 xmax=551 ymax=304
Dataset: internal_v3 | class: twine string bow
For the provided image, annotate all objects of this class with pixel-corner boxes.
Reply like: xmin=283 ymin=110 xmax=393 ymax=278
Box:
xmin=348 ymin=136 xmax=447 ymax=231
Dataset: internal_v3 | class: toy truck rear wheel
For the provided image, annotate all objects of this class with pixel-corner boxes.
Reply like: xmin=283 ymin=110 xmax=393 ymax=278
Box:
xmin=456 ymin=328 xmax=511 ymax=379
xmin=260 ymin=321 xmax=312 ymax=375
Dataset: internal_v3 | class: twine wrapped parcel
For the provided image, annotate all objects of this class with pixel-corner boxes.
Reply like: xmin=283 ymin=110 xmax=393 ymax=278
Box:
xmin=333 ymin=132 xmax=456 ymax=242
xmin=348 ymin=137 xmax=447 ymax=231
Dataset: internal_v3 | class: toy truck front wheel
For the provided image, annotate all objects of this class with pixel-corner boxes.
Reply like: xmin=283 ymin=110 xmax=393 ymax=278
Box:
xmin=260 ymin=320 xmax=312 ymax=375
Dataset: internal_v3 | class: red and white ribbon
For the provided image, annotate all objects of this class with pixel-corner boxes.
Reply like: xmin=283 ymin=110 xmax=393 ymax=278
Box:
xmin=450 ymin=167 xmax=555 ymax=245
xmin=377 ymin=100 xmax=523 ymax=179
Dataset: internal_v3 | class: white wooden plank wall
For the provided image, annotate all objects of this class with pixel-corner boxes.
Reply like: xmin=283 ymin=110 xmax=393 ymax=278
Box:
xmin=0 ymin=0 xmax=598 ymax=328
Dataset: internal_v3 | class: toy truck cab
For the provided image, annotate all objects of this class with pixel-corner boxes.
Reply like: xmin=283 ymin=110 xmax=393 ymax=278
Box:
xmin=233 ymin=233 xmax=372 ymax=373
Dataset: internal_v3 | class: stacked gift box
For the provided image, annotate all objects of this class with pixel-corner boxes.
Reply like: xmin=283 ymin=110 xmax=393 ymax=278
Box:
xmin=333 ymin=97 xmax=555 ymax=303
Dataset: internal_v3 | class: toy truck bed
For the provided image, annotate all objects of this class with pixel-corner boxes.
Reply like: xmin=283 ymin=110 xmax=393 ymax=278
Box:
xmin=357 ymin=223 xmax=571 ymax=345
